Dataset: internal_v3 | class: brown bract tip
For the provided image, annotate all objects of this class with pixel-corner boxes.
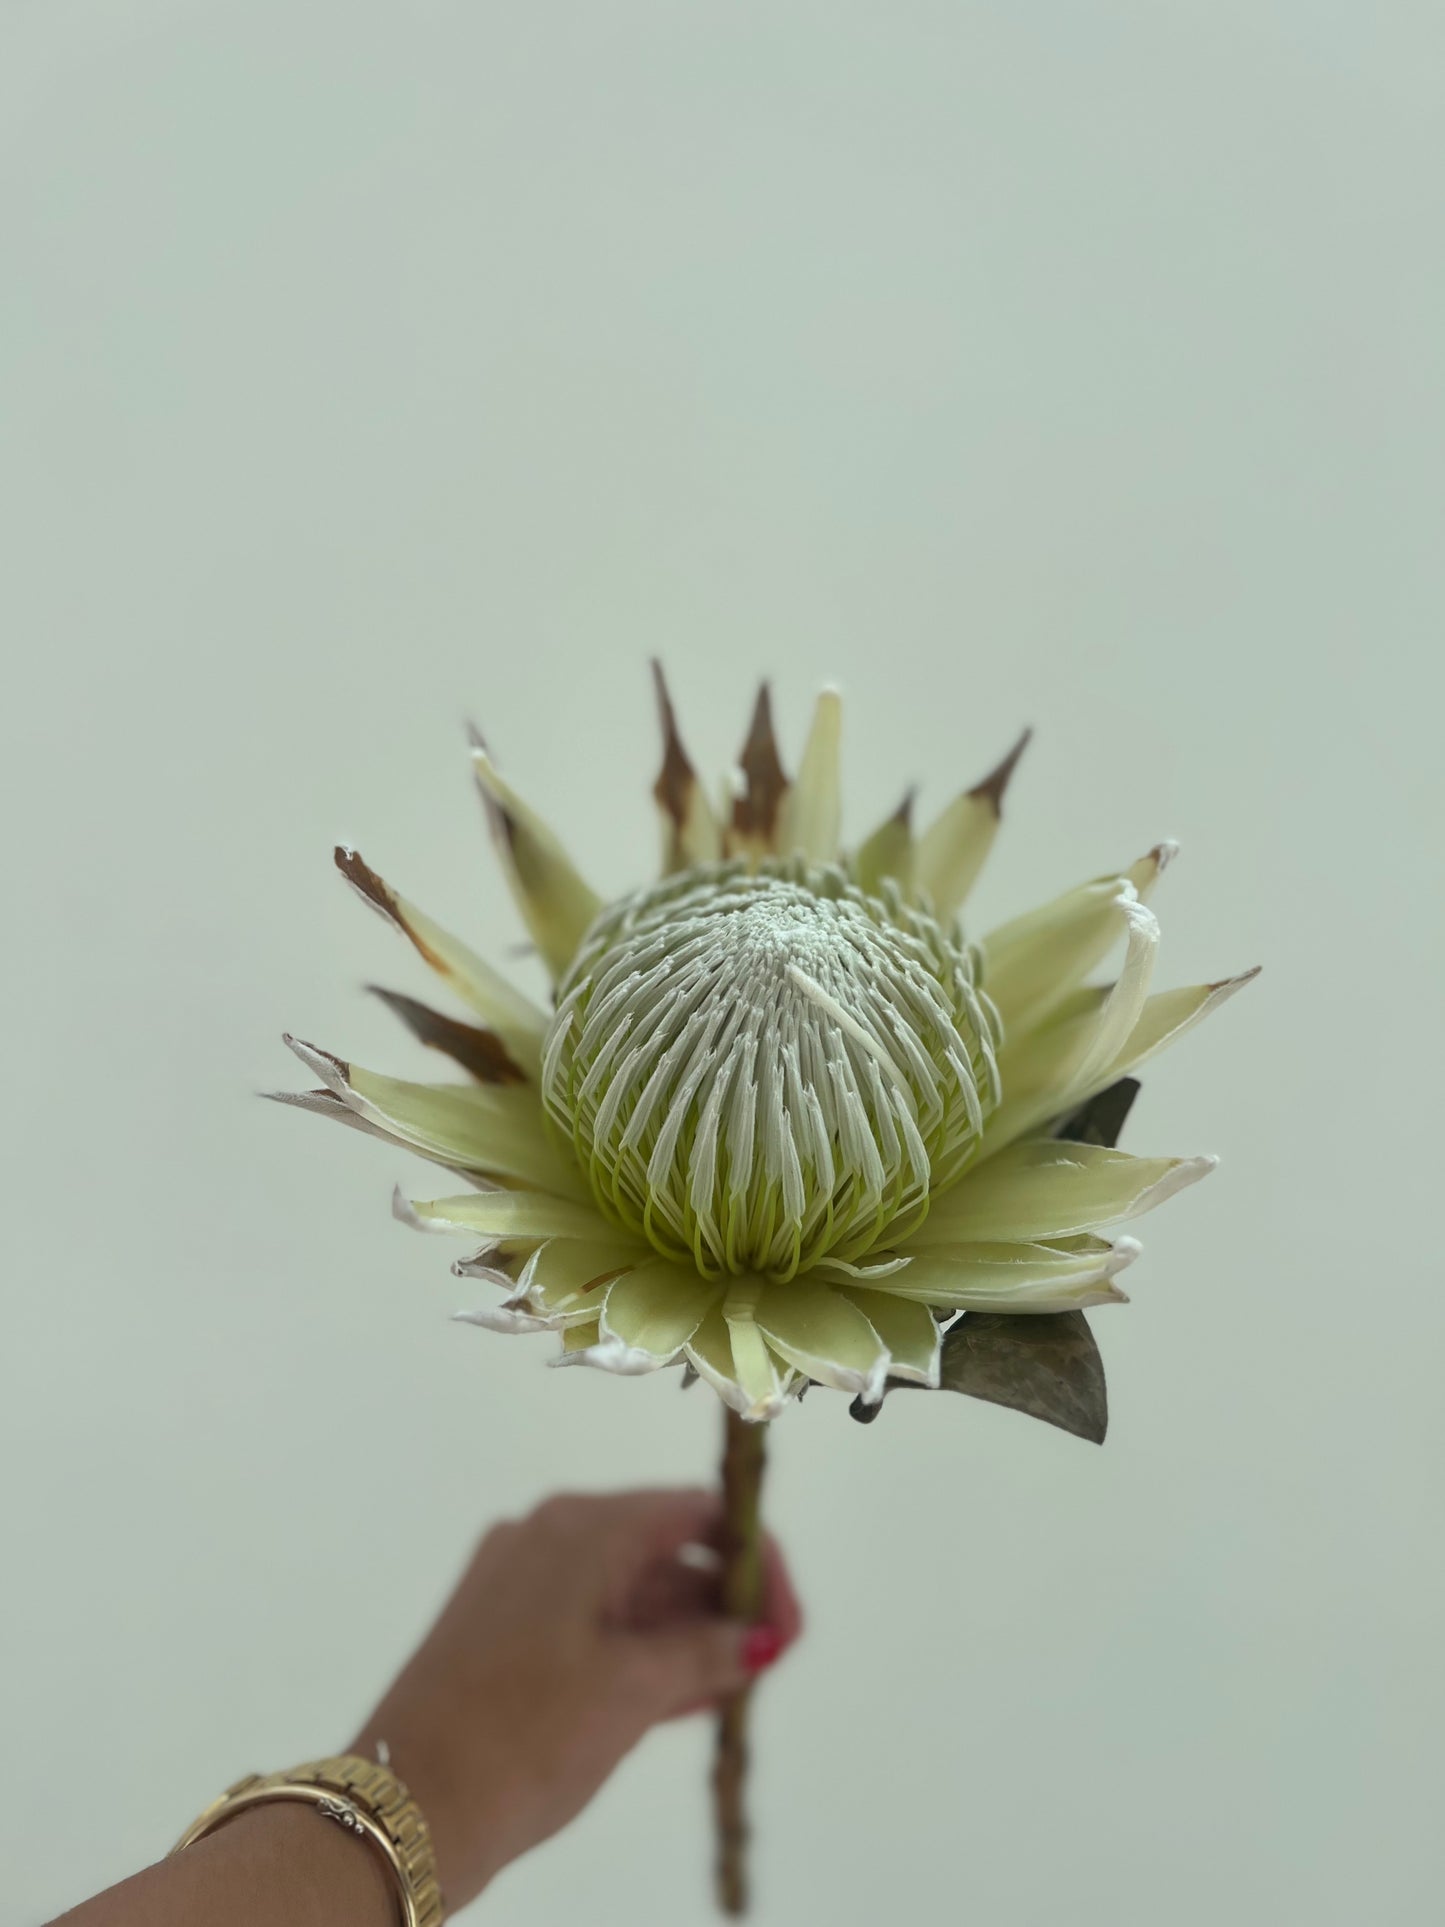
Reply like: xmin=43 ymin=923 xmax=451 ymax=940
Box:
xmin=470 ymin=751 xmax=519 ymax=856
xmin=283 ymin=1032 xmax=351 ymax=1081
xmin=369 ymin=986 xmax=527 ymax=1085
xmin=335 ymin=846 xmax=399 ymax=920
xmin=335 ymin=846 xmax=448 ymax=973
xmin=1210 ymin=963 xmax=1263 ymax=993
xmin=732 ymin=681 xmax=789 ymax=841
xmin=650 ymin=659 xmax=698 ymax=831
xmin=892 ymin=785 xmax=917 ymax=828
xmin=968 ymin=727 xmax=1033 ymax=816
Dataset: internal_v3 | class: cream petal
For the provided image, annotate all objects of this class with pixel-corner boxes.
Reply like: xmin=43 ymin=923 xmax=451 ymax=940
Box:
xmin=781 ymin=688 xmax=843 ymax=862
xmin=392 ymin=1185 xmax=449 ymax=1232
xmin=452 ymin=1302 xmax=552 ymax=1334
xmin=651 ymin=661 xmax=723 ymax=871
xmin=407 ymin=1190 xmax=618 ymax=1241
xmin=549 ymin=1332 xmax=671 ymax=1376
xmin=984 ymin=965 xmax=1259 ymax=1155
xmin=914 ymin=729 xmax=1031 ymax=921
xmin=850 ymin=791 xmax=915 ymax=898
xmin=1065 ymin=898 xmax=1159 ymax=1092
xmin=265 ymin=1086 xmax=396 ymax=1146
xmin=546 ymin=1307 xmax=667 ymax=1375
xmin=984 ymin=996 xmax=1108 ymax=1145
xmin=548 ymin=1316 xmax=670 ymax=1372
xmin=516 ymin=1237 xmax=643 ymax=1323
xmin=334 ymin=846 xmax=547 ymax=1070
xmin=470 ymin=747 xmax=602 ymax=981
xmin=838 ymin=1287 xmax=942 ymax=1385
xmin=752 ymin=1275 xmax=889 ymax=1401
xmin=449 ymin=1259 xmax=516 ymax=1292
xmin=812 ymin=1253 xmax=914 ymax=1280
xmin=559 ymin=1317 xmax=602 ymax=1352
xmin=865 ymin=1235 xmax=1139 ymax=1310
xmin=451 ymin=1236 xmax=537 ymax=1276
xmin=1112 ymin=967 xmax=1262 ymax=1075
xmin=908 ymin=1140 xmax=1215 ymax=1244
xmin=684 ymin=1306 xmax=752 ymax=1416
xmin=451 ymin=1239 xmax=634 ymax=1332
xmin=722 ymin=1280 xmax=792 ymax=1417
xmin=599 ymin=1259 xmax=722 ymax=1360
xmin=981 ymin=843 xmax=1175 ymax=1033
xmin=281 ymin=1037 xmax=589 ymax=1194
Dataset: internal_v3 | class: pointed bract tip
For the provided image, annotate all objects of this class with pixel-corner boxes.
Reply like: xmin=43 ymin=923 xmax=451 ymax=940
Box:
xmin=1210 ymin=963 xmax=1263 ymax=993
xmin=452 ymin=1243 xmax=512 ymax=1277
xmin=893 ymin=784 xmax=917 ymax=827
xmin=650 ymin=658 xmax=698 ymax=823
xmin=391 ymin=1186 xmax=435 ymax=1231
xmin=282 ymin=1034 xmax=348 ymax=1086
xmin=464 ymin=719 xmax=487 ymax=752
xmin=469 ymin=747 xmax=519 ymax=852
xmin=1150 ymin=838 xmax=1181 ymax=873
xmin=452 ymin=1303 xmax=548 ymax=1334
xmin=334 ymin=845 xmax=398 ymax=919
xmin=969 ymin=727 xmax=1033 ymax=815
xmin=649 ymin=657 xmax=676 ymax=721
xmin=732 ymin=679 xmax=789 ymax=839
xmin=368 ymin=985 xmax=528 ymax=1085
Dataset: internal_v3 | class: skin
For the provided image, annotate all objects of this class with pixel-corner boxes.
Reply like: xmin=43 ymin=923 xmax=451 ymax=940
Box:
xmin=51 ymin=1488 xmax=801 ymax=1926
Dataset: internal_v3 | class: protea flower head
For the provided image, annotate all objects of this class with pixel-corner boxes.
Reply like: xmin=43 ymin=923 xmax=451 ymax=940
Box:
xmin=275 ymin=670 xmax=1257 ymax=1421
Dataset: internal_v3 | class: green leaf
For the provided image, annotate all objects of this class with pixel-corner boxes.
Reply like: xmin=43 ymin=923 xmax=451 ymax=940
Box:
xmin=850 ymin=1309 xmax=1108 ymax=1444
xmin=941 ymin=1309 xmax=1107 ymax=1441
xmin=846 ymin=1077 xmax=1138 ymax=1438
xmin=1052 ymin=1075 xmax=1140 ymax=1149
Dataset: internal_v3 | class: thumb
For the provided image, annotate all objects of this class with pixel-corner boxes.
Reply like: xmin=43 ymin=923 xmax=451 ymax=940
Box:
xmin=615 ymin=1619 xmax=783 ymax=1724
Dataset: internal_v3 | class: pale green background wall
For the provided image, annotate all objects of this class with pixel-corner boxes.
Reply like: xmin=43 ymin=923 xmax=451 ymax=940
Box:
xmin=3 ymin=6 xmax=1441 ymax=1923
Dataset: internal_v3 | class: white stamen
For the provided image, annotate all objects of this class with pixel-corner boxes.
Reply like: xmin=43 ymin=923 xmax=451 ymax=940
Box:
xmin=543 ymin=858 xmax=999 ymax=1278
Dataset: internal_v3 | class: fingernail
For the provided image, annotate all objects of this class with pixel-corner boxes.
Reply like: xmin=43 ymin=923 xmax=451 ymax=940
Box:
xmin=741 ymin=1624 xmax=784 ymax=1674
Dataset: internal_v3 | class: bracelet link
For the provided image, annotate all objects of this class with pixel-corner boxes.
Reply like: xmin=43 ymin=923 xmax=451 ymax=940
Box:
xmin=172 ymin=1753 xmax=444 ymax=1926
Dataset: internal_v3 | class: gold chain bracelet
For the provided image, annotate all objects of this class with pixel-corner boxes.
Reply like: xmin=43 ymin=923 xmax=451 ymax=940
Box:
xmin=172 ymin=1753 xmax=444 ymax=1926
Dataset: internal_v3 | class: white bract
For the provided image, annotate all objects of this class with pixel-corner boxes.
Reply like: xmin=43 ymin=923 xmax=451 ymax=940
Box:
xmin=276 ymin=673 xmax=1256 ymax=1420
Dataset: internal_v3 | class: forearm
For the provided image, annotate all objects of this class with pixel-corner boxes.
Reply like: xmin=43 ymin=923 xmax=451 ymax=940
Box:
xmin=50 ymin=1803 xmax=395 ymax=1927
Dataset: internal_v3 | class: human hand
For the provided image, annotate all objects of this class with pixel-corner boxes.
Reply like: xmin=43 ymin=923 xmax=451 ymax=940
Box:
xmin=351 ymin=1487 xmax=802 ymax=1911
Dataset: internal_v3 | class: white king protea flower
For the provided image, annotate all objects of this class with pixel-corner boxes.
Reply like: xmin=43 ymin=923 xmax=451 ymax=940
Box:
xmin=276 ymin=671 xmax=1256 ymax=1423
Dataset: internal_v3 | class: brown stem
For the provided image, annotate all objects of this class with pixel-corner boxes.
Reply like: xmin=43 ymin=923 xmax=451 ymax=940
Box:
xmin=712 ymin=1406 xmax=768 ymax=1916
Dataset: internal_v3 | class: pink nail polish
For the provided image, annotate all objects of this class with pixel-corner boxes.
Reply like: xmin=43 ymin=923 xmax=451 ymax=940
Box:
xmin=741 ymin=1624 xmax=784 ymax=1674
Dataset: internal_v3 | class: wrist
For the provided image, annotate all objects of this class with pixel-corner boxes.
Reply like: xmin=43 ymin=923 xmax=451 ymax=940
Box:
xmin=173 ymin=1755 xmax=442 ymax=1926
xmin=349 ymin=1719 xmax=519 ymax=1909
xmin=187 ymin=1802 xmax=396 ymax=1927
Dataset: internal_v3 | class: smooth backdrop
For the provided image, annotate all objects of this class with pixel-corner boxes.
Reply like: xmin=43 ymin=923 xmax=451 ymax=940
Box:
xmin=3 ymin=6 xmax=1442 ymax=1924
